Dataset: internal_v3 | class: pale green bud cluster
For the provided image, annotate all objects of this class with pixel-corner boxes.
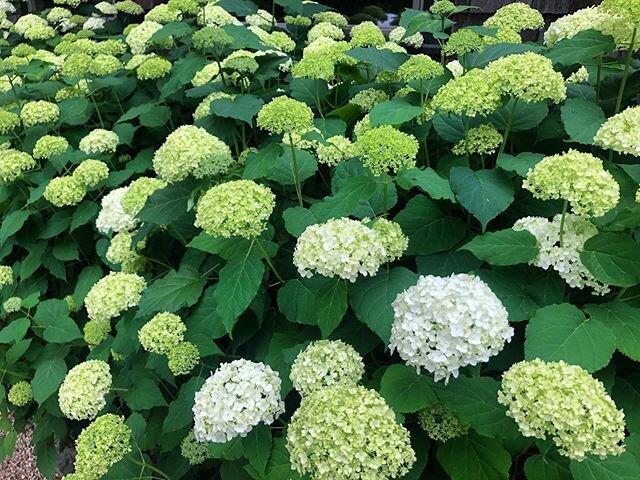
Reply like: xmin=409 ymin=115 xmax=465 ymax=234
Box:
xmin=418 ymin=404 xmax=469 ymax=442
xmin=443 ymin=29 xmax=485 ymax=56
xmin=58 ymin=360 xmax=112 ymax=420
xmin=192 ymin=26 xmax=233 ymax=51
xmin=370 ymin=218 xmax=409 ymax=262
xmin=14 ymin=14 xmax=55 ymax=40
xmin=84 ymin=271 xmax=146 ymax=322
xmin=8 ymin=381 xmax=32 ymax=407
xmin=221 ymin=50 xmax=259 ymax=74
xmin=285 ymin=15 xmax=312 ymax=27
xmin=246 ymin=9 xmax=274 ymax=30
xmin=79 ymin=129 xmax=119 ymax=155
xmin=350 ymin=88 xmax=388 ymax=112
xmin=249 ymin=28 xmax=296 ymax=53
xmin=287 ymin=385 xmax=416 ymax=480
xmin=452 ymin=124 xmax=504 ymax=156
xmin=523 ymin=149 xmax=620 ymax=217
xmin=397 ymin=54 xmax=445 ymax=82
xmin=83 ymin=319 xmax=111 ymax=348
xmin=499 ymin=359 xmax=626 ymax=460
xmin=594 ymin=106 xmax=640 ymax=157
xmin=106 ymin=230 xmax=144 ymax=273
xmin=315 ymin=135 xmax=355 ymax=166
xmin=116 ymin=0 xmax=145 ymax=15
xmin=153 ymin=125 xmax=233 ymax=182
xmin=44 ymin=176 xmax=86 ymax=207
xmin=195 ymin=180 xmax=276 ymax=239
xmin=601 ymin=0 xmax=640 ymax=27
xmin=0 ymin=109 xmax=20 ymax=135
xmin=121 ymin=177 xmax=167 ymax=215
xmin=430 ymin=0 xmax=456 ymax=16
xmin=349 ymin=21 xmax=385 ymax=47
xmin=167 ymin=341 xmax=200 ymax=375
xmin=180 ymin=431 xmax=210 ymax=465
xmin=46 ymin=7 xmax=71 ymax=24
xmin=72 ymin=160 xmax=110 ymax=188
xmin=89 ymin=54 xmax=122 ymax=77
xmin=483 ymin=2 xmax=544 ymax=33
xmin=145 ymin=4 xmax=182 ymax=23
xmin=62 ymin=53 xmax=92 ymax=78
xmin=0 ymin=149 xmax=35 ymax=183
xmin=257 ymin=96 xmax=314 ymax=136
xmin=432 ymin=69 xmax=502 ymax=117
xmin=167 ymin=0 xmax=199 ymax=15
xmin=197 ymin=4 xmax=241 ymax=27
xmin=33 ymin=135 xmax=69 ymax=160
xmin=485 ymin=28 xmax=522 ymax=45
xmin=566 ymin=66 xmax=590 ymax=84
xmin=138 ymin=312 xmax=186 ymax=354
xmin=137 ymin=56 xmax=172 ymax=80
xmin=355 ymin=125 xmax=419 ymax=175
xmin=307 ymin=22 xmax=345 ymax=43
xmin=313 ymin=11 xmax=348 ymax=28
xmin=3 ymin=296 xmax=21 ymax=313
xmin=20 ymin=100 xmax=59 ymax=128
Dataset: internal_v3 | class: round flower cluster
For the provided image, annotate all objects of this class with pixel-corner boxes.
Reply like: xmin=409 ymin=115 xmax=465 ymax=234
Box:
xmin=20 ymin=100 xmax=59 ymax=128
xmin=0 ymin=265 xmax=13 ymax=288
xmin=62 ymin=53 xmax=92 ymax=78
xmin=287 ymin=385 xmax=415 ymax=480
xmin=83 ymin=319 xmax=111 ymax=348
xmin=193 ymin=359 xmax=284 ymax=443
xmin=117 ymin=0 xmax=145 ymax=14
xmin=485 ymin=53 xmax=566 ymax=104
xmin=167 ymin=341 xmax=200 ymax=375
xmin=126 ymin=21 xmax=163 ymax=55
xmin=389 ymin=274 xmax=514 ymax=382
xmin=0 ymin=149 xmax=34 ymax=183
xmin=350 ymin=88 xmax=388 ymax=112
xmin=14 ymin=14 xmax=55 ymax=40
xmin=96 ymin=187 xmax=138 ymax=233
xmin=137 ymin=56 xmax=172 ymax=80
xmin=523 ymin=150 xmax=620 ymax=217
xmin=138 ymin=312 xmax=186 ymax=354
xmin=0 ymin=109 xmax=20 ymax=135
xmin=120 ymin=177 xmax=167 ymax=216
xmin=315 ymin=135 xmax=355 ymax=166
xmin=246 ymin=9 xmax=274 ymax=30
xmin=389 ymin=26 xmax=424 ymax=49
xmin=33 ymin=135 xmax=69 ymax=160
xmin=370 ymin=218 xmax=409 ymax=262
xmin=430 ymin=0 xmax=456 ymax=16
xmin=443 ymin=29 xmax=485 ymax=56
xmin=601 ymin=0 xmax=640 ymax=27
xmin=499 ymin=359 xmax=626 ymax=460
xmin=594 ymin=106 xmax=640 ymax=157
xmin=257 ymin=96 xmax=314 ymax=137
xmin=294 ymin=218 xmax=388 ymax=282
xmin=47 ymin=7 xmax=72 ymax=24
xmin=84 ymin=272 xmax=146 ymax=322
xmin=180 ymin=431 xmax=210 ymax=465
xmin=153 ymin=125 xmax=233 ymax=182
xmin=418 ymin=404 xmax=469 ymax=442
xmin=485 ymin=27 xmax=523 ymax=45
xmin=79 ymin=129 xmax=119 ymax=154
xmin=432 ymin=69 xmax=502 ymax=117
xmin=397 ymin=54 xmax=445 ymax=82
xmin=355 ymin=125 xmax=419 ymax=175
xmin=290 ymin=340 xmax=365 ymax=397
xmin=145 ymin=4 xmax=182 ymax=23
xmin=58 ymin=360 xmax=112 ymax=420
xmin=483 ymin=2 xmax=544 ymax=32
xmin=221 ymin=50 xmax=259 ymax=74
xmin=567 ymin=66 xmax=590 ymax=84
xmin=72 ymin=414 xmax=132 ymax=479
xmin=3 ymin=296 xmax=22 ymax=313
xmin=313 ymin=11 xmax=348 ymax=28
xmin=106 ymin=230 xmax=144 ymax=273
xmin=72 ymin=160 xmax=109 ymax=188
xmin=452 ymin=124 xmax=504 ymax=156
xmin=349 ymin=21 xmax=385 ymax=47
xmin=192 ymin=26 xmax=233 ymax=51
xmin=8 ymin=381 xmax=32 ymax=407
xmin=90 ymin=54 xmax=122 ymax=76
xmin=44 ymin=176 xmax=86 ymax=207
xmin=167 ymin=0 xmax=198 ymax=15
xmin=307 ymin=22 xmax=344 ymax=43
xmin=197 ymin=4 xmax=241 ymax=27
xmin=195 ymin=180 xmax=275 ymax=239
xmin=513 ymin=214 xmax=609 ymax=294
xmin=95 ymin=1 xmax=118 ymax=15
xmin=191 ymin=63 xmax=220 ymax=87
xmin=285 ymin=15 xmax=312 ymax=27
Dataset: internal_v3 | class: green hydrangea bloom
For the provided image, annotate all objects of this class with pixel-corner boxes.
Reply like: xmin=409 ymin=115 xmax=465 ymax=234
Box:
xmin=485 ymin=28 xmax=522 ymax=45
xmin=79 ymin=129 xmax=119 ymax=154
xmin=452 ymin=123 xmax=503 ymax=156
xmin=44 ymin=176 xmax=86 ymax=207
xmin=349 ymin=21 xmax=385 ymax=47
xmin=313 ymin=11 xmax=348 ymax=28
xmin=0 ymin=109 xmax=20 ymax=135
xmin=601 ymin=0 xmax=640 ymax=27
xmin=116 ymin=0 xmax=145 ymax=15
xmin=33 ymin=135 xmax=69 ymax=160
xmin=292 ymin=54 xmax=335 ymax=81
xmin=126 ymin=21 xmax=164 ymax=55
xmin=523 ymin=149 xmax=620 ymax=217
xmin=64 ymin=295 xmax=78 ymax=312
xmin=316 ymin=136 xmax=355 ymax=166
xmin=180 ymin=431 xmax=210 ymax=465
xmin=8 ymin=381 xmax=32 ymax=407
xmin=431 ymin=69 xmax=502 ymax=117
xmin=430 ymin=0 xmax=456 ymax=16
xmin=89 ymin=54 xmax=122 ymax=77
xmin=55 ymin=81 xmax=90 ymax=102
xmin=285 ymin=15 xmax=312 ymax=27
xmin=307 ymin=22 xmax=345 ymax=43
xmin=355 ymin=125 xmax=419 ymax=175
xmin=83 ymin=319 xmax=111 ymax=348
xmin=0 ymin=149 xmax=32 ymax=184
xmin=350 ymin=88 xmax=389 ymax=112
xmin=121 ymin=177 xmax=167 ymax=215
xmin=167 ymin=0 xmax=200 ymax=15
xmin=11 ymin=44 xmax=36 ymax=57
xmin=192 ymin=26 xmax=233 ymax=51
xmin=370 ymin=218 xmax=408 ymax=262
xmin=257 ymin=96 xmax=314 ymax=137
xmin=106 ymin=230 xmax=145 ymax=273
xmin=145 ymin=4 xmax=182 ymax=23
xmin=443 ymin=29 xmax=485 ymax=56
xmin=195 ymin=180 xmax=275 ymax=239
xmin=594 ymin=105 xmax=640 ymax=156
xmin=58 ymin=360 xmax=112 ymax=420
xmin=418 ymin=404 xmax=469 ymax=442
xmin=20 ymin=101 xmax=59 ymax=128
xmin=138 ymin=312 xmax=186 ymax=354
xmin=84 ymin=272 xmax=146 ymax=322
xmin=191 ymin=63 xmax=221 ymax=87
xmin=287 ymin=385 xmax=416 ymax=480
xmin=484 ymin=2 xmax=545 ymax=32
xmin=62 ymin=53 xmax=93 ymax=78
xmin=0 ymin=265 xmax=13 ymax=288
xmin=398 ymin=53 xmax=445 ymax=82
xmin=137 ymin=56 xmax=172 ymax=80
xmin=72 ymin=160 xmax=109 ymax=188
xmin=167 ymin=341 xmax=199 ymax=375
xmin=3 ymin=296 xmax=22 ymax=313
xmin=221 ymin=50 xmax=259 ymax=74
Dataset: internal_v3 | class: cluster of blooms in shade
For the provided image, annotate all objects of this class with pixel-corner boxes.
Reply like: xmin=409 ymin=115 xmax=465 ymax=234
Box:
xmin=315 ymin=136 xmax=355 ymax=166
xmin=180 ymin=430 xmax=211 ymax=465
xmin=290 ymin=340 xmax=365 ymax=397
xmin=369 ymin=218 xmax=409 ymax=262
xmin=350 ymin=88 xmax=388 ymax=112
xmin=452 ymin=124 xmax=503 ymax=156
xmin=8 ymin=381 xmax=32 ymax=407
xmin=389 ymin=274 xmax=514 ymax=382
xmin=389 ymin=26 xmax=424 ymax=49
xmin=594 ymin=106 xmax=640 ymax=157
xmin=418 ymin=403 xmax=469 ymax=442
xmin=195 ymin=180 xmax=276 ymax=239
xmin=84 ymin=272 xmax=146 ymax=322
xmin=498 ymin=359 xmax=626 ymax=460
xmin=192 ymin=359 xmax=284 ymax=443
xmin=79 ymin=129 xmax=119 ymax=154
xmin=58 ymin=360 xmax=112 ymax=420
xmin=567 ymin=66 xmax=590 ymax=84
xmin=64 ymin=414 xmax=132 ymax=480
xmin=430 ymin=0 xmax=456 ymax=16
xmin=354 ymin=125 xmax=419 ymax=175
xmin=397 ymin=54 xmax=444 ymax=82
xmin=121 ymin=176 xmax=167 ymax=216
xmin=153 ymin=125 xmax=233 ymax=182
xmin=166 ymin=341 xmax=200 ymax=376
xmin=257 ymin=96 xmax=314 ymax=137
xmin=286 ymin=385 xmax=415 ymax=480
xmin=513 ymin=215 xmax=610 ymax=294
xmin=125 ymin=20 xmax=163 ymax=55
xmin=20 ymin=100 xmax=59 ymax=127
xmin=3 ymin=296 xmax=22 ymax=313
xmin=523 ymin=150 xmax=620 ymax=217
xmin=432 ymin=69 xmax=502 ymax=117
xmin=44 ymin=160 xmax=109 ymax=207
xmin=106 ymin=230 xmax=145 ymax=273
xmin=0 ymin=265 xmax=14 ymax=288
xmin=443 ymin=29 xmax=485 ymax=56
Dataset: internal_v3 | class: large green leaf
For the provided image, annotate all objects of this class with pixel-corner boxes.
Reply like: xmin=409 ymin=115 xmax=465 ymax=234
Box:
xmin=524 ymin=303 xmax=615 ymax=372
xmin=33 ymin=299 xmax=82 ymax=343
xmin=369 ymin=98 xmax=424 ymax=126
xmin=310 ymin=176 xmax=376 ymax=222
xmin=123 ymin=378 xmax=167 ymax=410
xmin=569 ymin=452 xmax=640 ymax=480
xmin=584 ymin=302 xmax=640 ymax=361
xmin=561 ymin=98 xmax=605 ymax=145
xmin=58 ymin=97 xmax=92 ymax=126
xmin=581 ymin=233 xmax=640 ymax=287
xmin=138 ymin=266 xmax=206 ymax=317
xmin=163 ymin=377 xmax=205 ymax=434
xmin=0 ymin=318 xmax=30 ymax=344
xmin=267 ymin=148 xmax=317 ymax=185
xmin=524 ymin=455 xmax=572 ymax=480
xmin=289 ymin=78 xmax=329 ymax=105
xmin=314 ymin=278 xmax=347 ymax=337
xmin=395 ymin=167 xmax=456 ymax=202
xmin=345 ymin=47 xmax=410 ymax=72
xmin=546 ymin=30 xmax=616 ymax=66
xmin=496 ymin=152 xmax=543 ymax=177
xmin=379 ymin=364 xmax=438 ymax=413
xmin=613 ymin=375 xmax=640 ymax=433
xmin=277 ymin=279 xmax=318 ymax=326
xmin=242 ymin=425 xmax=272 ymax=478
xmin=462 ymin=229 xmax=538 ymax=266
xmin=32 ymin=358 xmax=67 ymax=404
xmin=210 ymin=95 xmax=264 ymax=125
xmin=490 ymin=100 xmax=548 ymax=132
xmin=137 ymin=179 xmax=195 ymax=225
xmin=437 ymin=433 xmax=512 ymax=480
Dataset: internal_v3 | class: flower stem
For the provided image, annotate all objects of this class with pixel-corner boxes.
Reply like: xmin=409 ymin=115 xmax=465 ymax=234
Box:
xmin=595 ymin=55 xmax=603 ymax=103
xmin=614 ymin=26 xmax=637 ymax=115
xmin=382 ymin=172 xmax=389 ymax=217
xmin=128 ymin=457 xmax=171 ymax=480
xmin=288 ymin=134 xmax=303 ymax=207
xmin=498 ymin=98 xmax=519 ymax=155
xmin=559 ymin=199 xmax=568 ymax=248
xmin=255 ymin=239 xmax=284 ymax=284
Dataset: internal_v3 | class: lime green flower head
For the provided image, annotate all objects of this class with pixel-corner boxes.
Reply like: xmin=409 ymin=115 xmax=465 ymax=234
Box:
xmin=594 ymin=106 xmax=640 ymax=157
xmin=0 ymin=265 xmax=13 ymax=288
xmin=137 ymin=56 xmax=172 ymax=80
xmin=116 ymin=0 xmax=144 ymax=15
xmin=484 ymin=2 xmax=544 ymax=33
xmin=485 ymin=27 xmax=522 ymax=45
xmin=349 ymin=21 xmax=385 ymax=47
xmin=285 ymin=15 xmax=312 ymax=27
xmin=58 ymin=360 xmax=112 ymax=420
xmin=89 ymin=54 xmax=122 ymax=77
xmin=389 ymin=26 xmax=424 ymax=48
xmin=485 ymin=52 xmax=566 ymax=104
xmin=398 ymin=53 xmax=445 ymax=82
xmin=180 ymin=431 xmax=210 ymax=465
xmin=62 ymin=53 xmax=93 ymax=78
xmin=191 ymin=63 xmax=220 ymax=87
xmin=3 ymin=296 xmax=22 ymax=313
xmin=11 ymin=44 xmax=36 ymax=57
xmin=44 ymin=176 xmax=86 ymax=207
xmin=106 ymin=230 xmax=145 ymax=273
xmin=307 ymin=22 xmax=345 ymax=43
xmin=221 ymin=50 xmax=259 ymax=75
xmin=46 ymin=7 xmax=72 ymax=24
xmin=72 ymin=160 xmax=109 ymax=188
xmin=73 ymin=414 xmax=132 ymax=478
xmin=370 ymin=218 xmax=408 ymax=262
xmin=138 ymin=312 xmax=186 ymax=354
xmin=601 ymin=0 xmax=640 ymax=27
xmin=167 ymin=0 xmax=200 ymax=15
xmin=55 ymin=81 xmax=90 ymax=102
xmin=313 ymin=11 xmax=348 ymax=28
xmin=14 ymin=14 xmax=56 ymax=40
xmin=167 ymin=341 xmax=200 ymax=375
xmin=121 ymin=177 xmax=167 ymax=215
xmin=432 ymin=68 xmax=502 ymax=117
xmin=287 ymin=385 xmax=416 ymax=480
xmin=83 ymin=319 xmax=111 ymax=348
xmin=260 ymin=30 xmax=296 ymax=53
xmin=499 ymin=359 xmax=625 ymax=460
xmin=430 ymin=0 xmax=456 ymax=16
xmin=146 ymin=4 xmax=182 ymax=23
xmin=292 ymin=54 xmax=336 ymax=81
xmin=84 ymin=271 xmax=146 ymax=322
xmin=0 ymin=149 xmax=34 ymax=183
xmin=33 ymin=135 xmax=69 ymax=160
xmin=350 ymin=88 xmax=389 ymax=112
xmin=443 ymin=28 xmax=485 ymax=56
xmin=316 ymin=136 xmax=355 ymax=166
xmin=126 ymin=21 xmax=164 ymax=55
xmin=8 ymin=381 xmax=32 ymax=407
xmin=0 ymin=109 xmax=21 ymax=135
xmin=20 ymin=101 xmax=59 ymax=128
xmin=452 ymin=123 xmax=503 ymax=156
xmin=79 ymin=129 xmax=119 ymax=155
xmin=418 ymin=404 xmax=469 ymax=442
xmin=153 ymin=125 xmax=233 ymax=182
xmin=195 ymin=179 xmax=276 ymax=239
xmin=355 ymin=125 xmax=419 ymax=176
xmin=523 ymin=149 xmax=619 ymax=217
xmin=192 ymin=26 xmax=233 ymax=51
xmin=257 ymin=96 xmax=314 ymax=137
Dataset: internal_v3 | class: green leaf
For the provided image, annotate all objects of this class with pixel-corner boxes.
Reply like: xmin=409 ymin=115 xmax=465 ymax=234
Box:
xmin=126 ymin=412 xmax=147 ymax=447
xmin=139 ymin=105 xmax=171 ymax=128
xmin=369 ymin=98 xmax=424 ymax=126
xmin=417 ymin=250 xmax=483 ymax=276
xmin=137 ymin=179 xmax=194 ymax=226
xmin=282 ymin=207 xmax=317 ymax=237
xmin=569 ymin=452 xmax=640 ymax=480
xmin=345 ymin=47 xmax=410 ymax=72
xmin=217 ymin=0 xmax=258 ymax=15
xmin=215 ymin=251 xmax=265 ymax=333
xmin=58 ymin=97 xmax=92 ymax=125
xmin=0 ymin=210 xmax=29 ymax=244
xmin=466 ymin=43 xmax=544 ymax=68
xmin=163 ymin=376 xmax=205 ymax=434
xmin=379 ymin=364 xmax=438 ymax=413
xmin=211 ymin=95 xmax=264 ymax=125
xmin=267 ymin=148 xmax=317 ymax=185
xmin=349 ymin=267 xmax=418 ymax=342
xmin=490 ymin=99 xmax=548 ymax=132
xmin=187 ymin=286 xmax=227 ymax=341
xmin=524 ymin=455 xmax=572 ymax=480
xmin=584 ymin=302 xmax=640 ymax=361
xmin=33 ymin=299 xmax=82 ymax=343
xmin=289 ymin=78 xmax=329 ymax=105
xmin=123 ymin=378 xmax=167 ymax=410
xmin=138 ymin=266 xmax=206 ymax=317
xmin=449 ymin=167 xmax=514 ymax=231
xmin=581 ymin=233 xmax=640 ymax=287
xmin=277 ymin=279 xmax=318 ymax=326
xmin=561 ymin=98 xmax=605 ymax=145
xmin=496 ymin=152 xmax=543 ymax=177
xmin=150 ymin=21 xmax=193 ymax=42
xmin=243 ymin=143 xmax=282 ymax=180
xmin=70 ymin=200 xmax=99 ymax=231
xmin=32 ymin=358 xmax=67 ymax=404
xmin=613 ymin=375 xmax=640 ymax=433
xmin=275 ymin=0 xmax=302 ymax=14
xmin=0 ymin=318 xmax=30 ymax=344
xmin=524 ymin=303 xmax=615 ymax=372
xmin=393 ymin=195 xmax=466 ymax=255
xmin=310 ymin=176 xmax=376 ymax=222
xmin=461 ymin=229 xmax=538 ymax=266
xmin=437 ymin=432 xmax=512 ymax=480
xmin=35 ymin=441 xmax=58 ymax=479
xmin=188 ymin=233 xmax=254 ymax=260
xmin=546 ymin=30 xmax=616 ymax=66
xmin=243 ymin=425 xmax=272 ymax=478
xmin=436 ymin=376 xmax=519 ymax=438
xmin=395 ymin=167 xmax=456 ymax=201
xmin=314 ymin=278 xmax=347 ymax=337
xmin=432 ymin=113 xmax=465 ymax=142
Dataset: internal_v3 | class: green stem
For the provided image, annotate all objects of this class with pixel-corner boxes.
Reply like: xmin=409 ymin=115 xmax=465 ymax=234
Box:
xmin=128 ymin=458 xmax=171 ymax=480
xmin=462 ymin=114 xmax=470 ymax=162
xmin=88 ymin=91 xmax=105 ymax=129
xmin=255 ymin=239 xmax=284 ymax=283
xmin=615 ymin=287 xmax=628 ymax=301
xmin=288 ymin=134 xmax=303 ymax=207
xmin=614 ymin=26 xmax=637 ymax=115
xmin=559 ymin=199 xmax=568 ymax=248
xmin=110 ymin=387 xmax=128 ymax=392
xmin=382 ymin=172 xmax=389 ymax=217
xmin=498 ymin=98 xmax=519 ymax=155
xmin=595 ymin=55 xmax=602 ymax=103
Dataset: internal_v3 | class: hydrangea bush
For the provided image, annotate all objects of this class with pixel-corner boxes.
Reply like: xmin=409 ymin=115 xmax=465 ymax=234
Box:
xmin=0 ymin=0 xmax=640 ymax=479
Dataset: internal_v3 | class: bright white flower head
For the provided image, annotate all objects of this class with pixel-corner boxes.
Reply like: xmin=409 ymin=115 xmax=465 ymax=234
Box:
xmin=193 ymin=359 xmax=284 ymax=443
xmin=84 ymin=16 xmax=107 ymax=31
xmin=96 ymin=187 xmax=138 ymax=234
xmin=389 ymin=274 xmax=514 ymax=382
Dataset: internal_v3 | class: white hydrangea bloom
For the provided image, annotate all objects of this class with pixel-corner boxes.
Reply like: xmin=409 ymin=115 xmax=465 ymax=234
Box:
xmin=95 ymin=1 xmax=118 ymax=15
xmin=446 ymin=60 xmax=464 ymax=78
xmin=293 ymin=218 xmax=387 ymax=282
xmin=193 ymin=359 xmax=284 ymax=443
xmin=83 ymin=16 xmax=107 ymax=31
xmin=389 ymin=274 xmax=514 ymax=382
xmin=96 ymin=187 xmax=138 ymax=234
xmin=389 ymin=26 xmax=424 ymax=48
xmin=513 ymin=214 xmax=609 ymax=295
